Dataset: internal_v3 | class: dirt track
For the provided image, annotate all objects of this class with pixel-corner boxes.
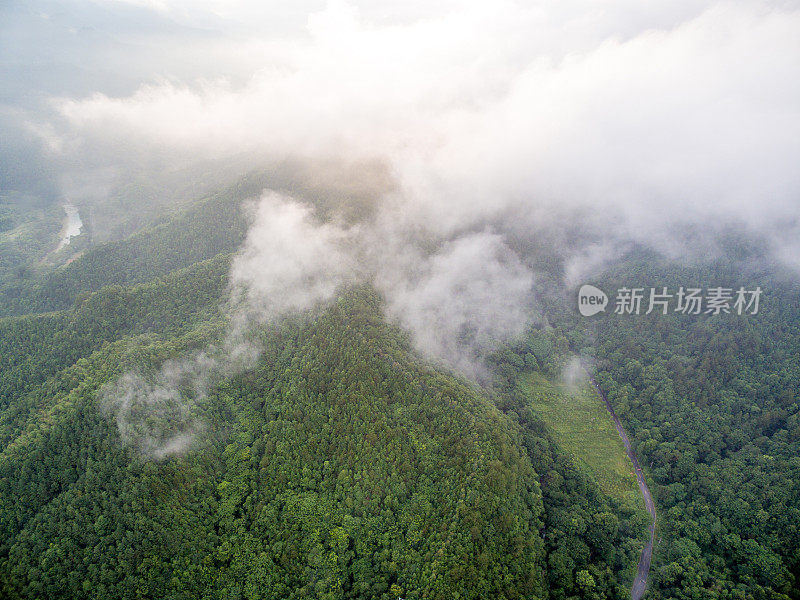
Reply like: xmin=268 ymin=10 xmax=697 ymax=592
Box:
xmin=587 ymin=372 xmax=657 ymax=600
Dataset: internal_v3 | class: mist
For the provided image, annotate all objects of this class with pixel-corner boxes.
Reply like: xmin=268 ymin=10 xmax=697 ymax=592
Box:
xmin=25 ymin=0 xmax=798 ymax=272
xmin=100 ymin=357 xmax=212 ymax=459
xmin=7 ymin=0 xmax=799 ymax=441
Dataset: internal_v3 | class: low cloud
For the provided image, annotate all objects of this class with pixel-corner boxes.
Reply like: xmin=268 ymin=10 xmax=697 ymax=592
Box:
xmin=377 ymin=231 xmax=534 ymax=379
xmin=30 ymin=0 xmax=800 ymax=451
xmin=228 ymin=192 xmax=358 ymax=327
xmin=101 ymin=355 xmax=212 ymax=459
xmin=101 ymin=333 xmax=259 ymax=460
xmin=227 ymin=192 xmax=536 ymax=378
xmin=562 ymin=355 xmax=591 ymax=393
xmin=39 ymin=0 xmax=800 ymax=272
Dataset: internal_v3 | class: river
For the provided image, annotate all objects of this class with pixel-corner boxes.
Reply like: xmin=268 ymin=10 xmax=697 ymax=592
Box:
xmin=56 ymin=203 xmax=83 ymax=251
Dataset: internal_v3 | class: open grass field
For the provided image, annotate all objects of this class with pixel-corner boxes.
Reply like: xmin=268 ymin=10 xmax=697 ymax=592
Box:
xmin=517 ymin=372 xmax=640 ymax=505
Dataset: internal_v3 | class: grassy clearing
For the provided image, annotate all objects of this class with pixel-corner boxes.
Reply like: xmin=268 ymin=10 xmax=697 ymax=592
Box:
xmin=517 ymin=372 xmax=640 ymax=505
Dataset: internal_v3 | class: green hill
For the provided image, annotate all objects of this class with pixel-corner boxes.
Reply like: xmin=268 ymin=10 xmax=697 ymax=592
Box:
xmin=0 ymin=288 xmax=551 ymax=600
xmin=0 ymin=188 xmax=643 ymax=598
xmin=0 ymin=173 xmax=260 ymax=316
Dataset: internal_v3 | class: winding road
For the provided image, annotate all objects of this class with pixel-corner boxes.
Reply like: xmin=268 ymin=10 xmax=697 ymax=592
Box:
xmin=586 ymin=372 xmax=657 ymax=600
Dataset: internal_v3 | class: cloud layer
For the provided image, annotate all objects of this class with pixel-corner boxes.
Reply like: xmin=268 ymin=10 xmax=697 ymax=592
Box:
xmin=28 ymin=0 xmax=800 ymax=431
xmin=45 ymin=0 xmax=800 ymax=234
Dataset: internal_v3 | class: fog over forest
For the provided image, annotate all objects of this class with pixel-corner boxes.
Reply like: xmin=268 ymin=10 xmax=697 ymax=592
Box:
xmin=1 ymin=0 xmax=799 ymax=434
xmin=4 ymin=1 xmax=798 ymax=377
xmin=2 ymin=3 xmax=800 ymax=599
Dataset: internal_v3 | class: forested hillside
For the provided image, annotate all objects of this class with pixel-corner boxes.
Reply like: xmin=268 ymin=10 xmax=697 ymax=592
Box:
xmin=1 ymin=287 xmax=549 ymax=599
xmin=0 ymin=173 xmax=261 ymax=316
xmin=0 ymin=194 xmax=644 ymax=599
xmin=2 ymin=180 xmax=798 ymax=599
xmin=554 ymin=261 xmax=800 ymax=599
xmin=4 ymin=1 xmax=799 ymax=597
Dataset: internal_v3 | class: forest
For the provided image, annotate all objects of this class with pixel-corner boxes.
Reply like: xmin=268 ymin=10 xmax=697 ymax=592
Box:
xmin=1 ymin=187 xmax=653 ymax=600
xmin=1 ymin=180 xmax=798 ymax=599
xmin=3 ymin=1 xmax=799 ymax=597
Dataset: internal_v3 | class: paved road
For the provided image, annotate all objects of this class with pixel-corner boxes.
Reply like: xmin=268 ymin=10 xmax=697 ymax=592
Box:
xmin=586 ymin=372 xmax=657 ymax=600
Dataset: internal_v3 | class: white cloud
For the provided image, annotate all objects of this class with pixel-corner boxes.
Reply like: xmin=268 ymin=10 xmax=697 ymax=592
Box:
xmin=377 ymin=231 xmax=534 ymax=378
xmin=28 ymin=0 xmax=800 ymax=380
xmin=49 ymin=1 xmax=800 ymax=238
xmin=228 ymin=192 xmax=357 ymax=324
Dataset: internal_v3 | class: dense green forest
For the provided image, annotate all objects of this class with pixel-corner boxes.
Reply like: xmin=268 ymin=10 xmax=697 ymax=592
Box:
xmin=0 ymin=187 xmax=645 ymax=599
xmin=548 ymin=261 xmax=800 ymax=599
xmin=0 ymin=287 xmax=640 ymax=598
xmin=1 ymin=181 xmax=798 ymax=599
xmin=0 ymin=174 xmax=257 ymax=317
